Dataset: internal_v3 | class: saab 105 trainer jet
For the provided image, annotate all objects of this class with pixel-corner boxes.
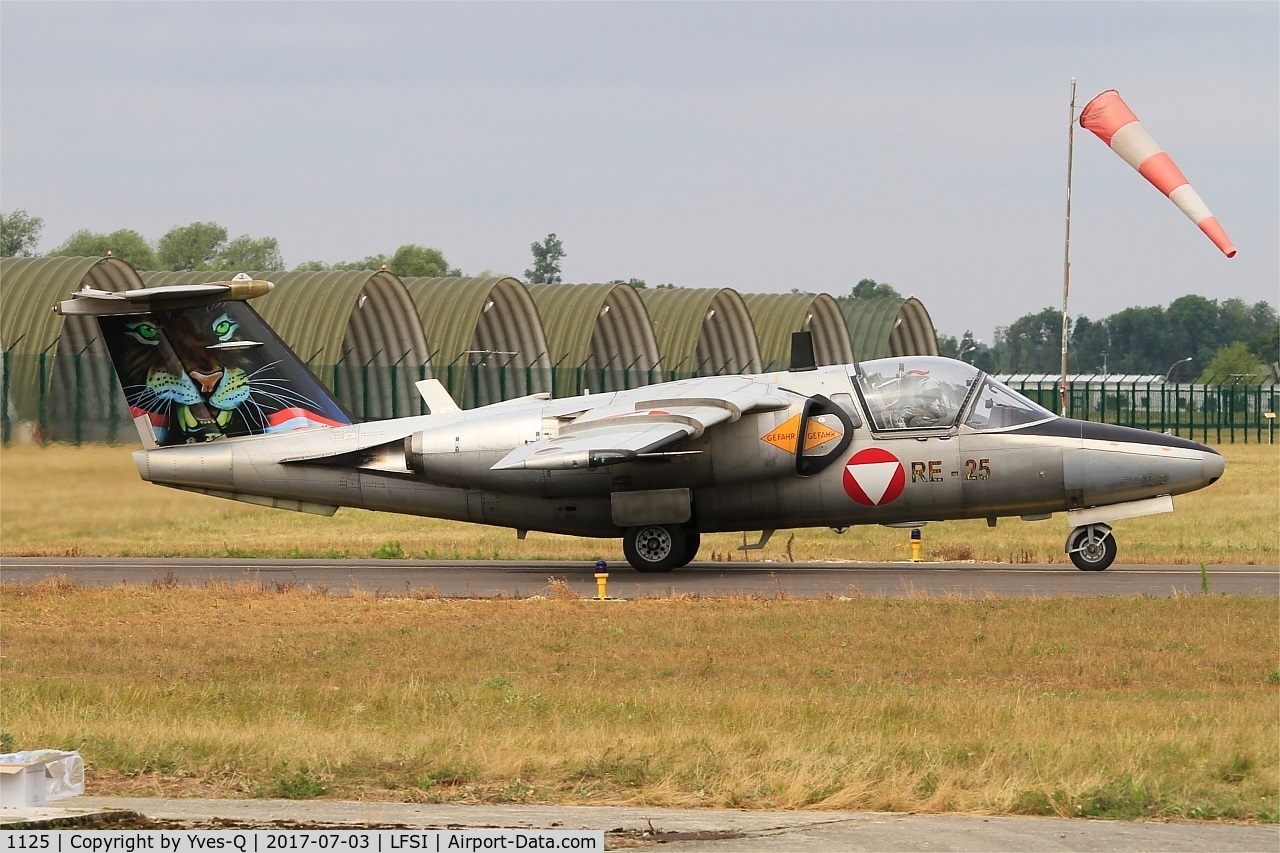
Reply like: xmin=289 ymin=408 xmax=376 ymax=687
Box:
xmin=56 ymin=278 xmax=1224 ymax=572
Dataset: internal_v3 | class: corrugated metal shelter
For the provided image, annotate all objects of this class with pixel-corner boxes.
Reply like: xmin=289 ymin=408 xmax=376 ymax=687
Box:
xmin=842 ymin=297 xmax=939 ymax=359
xmin=401 ymin=277 xmax=551 ymax=407
xmin=640 ymin=288 xmax=762 ymax=377
xmin=742 ymin=292 xmax=853 ymax=370
xmin=1 ymin=256 xmax=145 ymax=441
xmin=139 ymin=270 xmax=430 ymax=420
xmin=529 ymin=283 xmax=660 ymax=395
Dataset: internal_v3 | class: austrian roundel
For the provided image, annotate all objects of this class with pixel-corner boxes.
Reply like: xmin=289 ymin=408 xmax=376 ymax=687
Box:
xmin=842 ymin=448 xmax=906 ymax=506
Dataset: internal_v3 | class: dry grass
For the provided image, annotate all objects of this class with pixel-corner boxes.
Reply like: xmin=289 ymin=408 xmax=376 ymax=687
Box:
xmin=0 ymin=579 xmax=1276 ymax=820
xmin=1 ymin=443 xmax=1276 ymax=564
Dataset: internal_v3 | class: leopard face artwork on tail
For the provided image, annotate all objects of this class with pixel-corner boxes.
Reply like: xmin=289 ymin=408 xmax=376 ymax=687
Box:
xmin=99 ymin=300 xmax=351 ymax=446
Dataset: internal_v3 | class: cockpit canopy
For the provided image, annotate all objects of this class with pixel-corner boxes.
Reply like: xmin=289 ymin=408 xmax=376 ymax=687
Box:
xmin=850 ymin=356 xmax=1054 ymax=432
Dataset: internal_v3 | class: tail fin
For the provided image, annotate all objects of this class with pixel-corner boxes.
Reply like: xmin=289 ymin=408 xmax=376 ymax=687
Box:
xmin=56 ymin=278 xmax=352 ymax=446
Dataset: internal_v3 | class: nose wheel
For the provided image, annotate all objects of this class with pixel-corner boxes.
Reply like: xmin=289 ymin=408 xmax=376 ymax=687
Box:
xmin=1066 ymin=523 xmax=1116 ymax=571
xmin=623 ymin=524 xmax=699 ymax=572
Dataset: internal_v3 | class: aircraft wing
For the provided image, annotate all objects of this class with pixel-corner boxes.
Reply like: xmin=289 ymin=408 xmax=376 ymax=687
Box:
xmin=491 ymin=376 xmax=791 ymax=471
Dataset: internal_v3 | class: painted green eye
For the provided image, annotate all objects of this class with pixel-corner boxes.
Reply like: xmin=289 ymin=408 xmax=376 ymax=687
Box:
xmin=212 ymin=315 xmax=238 ymax=342
xmin=126 ymin=322 xmax=160 ymax=345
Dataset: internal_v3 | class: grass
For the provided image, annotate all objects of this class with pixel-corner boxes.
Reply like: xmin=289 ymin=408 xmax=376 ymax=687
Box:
xmin=0 ymin=443 xmax=1276 ymax=564
xmin=0 ymin=578 xmax=1275 ymax=820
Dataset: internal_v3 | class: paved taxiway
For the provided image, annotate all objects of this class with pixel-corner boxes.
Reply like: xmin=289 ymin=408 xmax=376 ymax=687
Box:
xmin=6 ymin=797 xmax=1274 ymax=851
xmin=3 ymin=556 xmax=1276 ymax=597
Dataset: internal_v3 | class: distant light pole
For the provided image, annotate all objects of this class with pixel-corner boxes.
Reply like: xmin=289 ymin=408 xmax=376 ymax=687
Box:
xmin=959 ymin=340 xmax=980 ymax=363
xmin=1164 ymin=356 xmax=1193 ymax=382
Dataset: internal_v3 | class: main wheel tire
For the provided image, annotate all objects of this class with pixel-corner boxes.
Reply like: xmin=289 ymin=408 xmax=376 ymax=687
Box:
xmin=679 ymin=531 xmax=701 ymax=567
xmin=1068 ymin=525 xmax=1117 ymax=571
xmin=623 ymin=524 xmax=687 ymax=572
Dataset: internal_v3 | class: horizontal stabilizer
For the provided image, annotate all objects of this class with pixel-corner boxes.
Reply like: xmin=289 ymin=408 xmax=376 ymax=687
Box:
xmin=55 ymin=276 xmax=273 ymax=316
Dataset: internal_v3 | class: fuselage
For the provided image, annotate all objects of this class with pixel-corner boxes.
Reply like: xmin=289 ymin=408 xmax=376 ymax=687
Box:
xmin=134 ymin=357 xmax=1223 ymax=539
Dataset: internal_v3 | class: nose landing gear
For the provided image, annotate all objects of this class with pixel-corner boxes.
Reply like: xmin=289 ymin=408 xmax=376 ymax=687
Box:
xmin=1067 ymin=523 xmax=1116 ymax=571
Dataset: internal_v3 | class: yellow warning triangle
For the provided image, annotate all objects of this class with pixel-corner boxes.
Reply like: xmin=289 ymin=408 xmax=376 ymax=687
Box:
xmin=761 ymin=414 xmax=802 ymax=453
xmin=802 ymin=418 xmax=842 ymax=451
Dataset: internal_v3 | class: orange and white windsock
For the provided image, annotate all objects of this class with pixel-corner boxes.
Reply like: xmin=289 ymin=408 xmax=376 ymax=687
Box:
xmin=1079 ymin=89 xmax=1235 ymax=258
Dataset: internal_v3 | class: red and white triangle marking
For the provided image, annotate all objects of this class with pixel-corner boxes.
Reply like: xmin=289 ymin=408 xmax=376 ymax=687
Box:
xmin=842 ymin=448 xmax=906 ymax=506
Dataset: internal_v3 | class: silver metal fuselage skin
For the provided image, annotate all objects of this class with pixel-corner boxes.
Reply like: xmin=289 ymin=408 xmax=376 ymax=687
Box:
xmin=135 ymin=363 xmax=1223 ymax=538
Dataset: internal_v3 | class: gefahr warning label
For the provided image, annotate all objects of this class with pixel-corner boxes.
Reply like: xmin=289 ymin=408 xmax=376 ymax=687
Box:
xmin=762 ymin=414 xmax=842 ymax=454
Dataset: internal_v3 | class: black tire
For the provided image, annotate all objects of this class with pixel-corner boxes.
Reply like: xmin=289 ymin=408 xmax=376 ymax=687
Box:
xmin=679 ymin=531 xmax=701 ymax=567
xmin=623 ymin=524 xmax=687 ymax=572
xmin=1068 ymin=525 xmax=1117 ymax=571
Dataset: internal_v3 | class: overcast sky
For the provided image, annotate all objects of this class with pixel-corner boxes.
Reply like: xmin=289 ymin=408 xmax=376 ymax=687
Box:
xmin=3 ymin=1 xmax=1276 ymax=343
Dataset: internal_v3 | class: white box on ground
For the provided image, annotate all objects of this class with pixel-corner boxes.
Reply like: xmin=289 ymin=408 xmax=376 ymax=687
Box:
xmin=0 ymin=751 xmax=85 ymax=807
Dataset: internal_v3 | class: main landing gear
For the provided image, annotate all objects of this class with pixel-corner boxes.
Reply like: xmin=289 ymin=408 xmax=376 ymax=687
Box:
xmin=623 ymin=524 xmax=701 ymax=572
xmin=1066 ymin=523 xmax=1116 ymax=571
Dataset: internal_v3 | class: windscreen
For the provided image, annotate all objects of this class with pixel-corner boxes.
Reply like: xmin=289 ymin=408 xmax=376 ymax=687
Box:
xmin=963 ymin=377 xmax=1056 ymax=430
xmin=853 ymin=357 xmax=979 ymax=431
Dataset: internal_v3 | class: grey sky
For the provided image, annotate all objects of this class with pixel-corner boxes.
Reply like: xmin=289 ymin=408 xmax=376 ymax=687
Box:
xmin=3 ymin=1 xmax=1276 ymax=344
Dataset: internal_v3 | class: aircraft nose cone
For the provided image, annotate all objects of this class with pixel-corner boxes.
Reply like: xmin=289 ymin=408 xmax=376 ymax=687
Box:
xmin=1203 ymin=446 xmax=1225 ymax=485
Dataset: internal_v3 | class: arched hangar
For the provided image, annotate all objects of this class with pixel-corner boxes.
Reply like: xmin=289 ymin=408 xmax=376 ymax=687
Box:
xmin=400 ymin=277 xmax=552 ymax=408
xmin=0 ymin=256 xmax=145 ymax=442
xmin=529 ymin=283 xmax=660 ymax=395
xmin=640 ymin=287 xmax=762 ymax=378
xmin=842 ymin=296 xmax=939 ymax=359
xmin=742 ymin=292 xmax=852 ymax=370
xmin=140 ymin=269 xmax=430 ymax=420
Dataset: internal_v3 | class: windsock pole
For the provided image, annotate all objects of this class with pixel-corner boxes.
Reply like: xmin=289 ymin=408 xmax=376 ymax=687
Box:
xmin=1060 ymin=77 xmax=1077 ymax=416
xmin=1079 ymin=89 xmax=1236 ymax=258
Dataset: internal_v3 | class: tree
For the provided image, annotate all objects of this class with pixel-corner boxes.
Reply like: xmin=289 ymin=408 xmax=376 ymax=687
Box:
xmin=217 ymin=235 xmax=283 ymax=271
xmin=332 ymin=255 xmax=390 ymax=272
xmin=293 ymin=260 xmax=330 ymax=272
xmin=1165 ymin=294 xmax=1223 ymax=373
xmin=49 ymin=228 xmax=156 ymax=269
xmin=1246 ymin=301 xmax=1279 ymax=364
xmin=995 ymin=307 xmax=1065 ymax=374
xmin=1070 ymin=315 xmax=1113 ymax=374
xmin=526 ymin=233 xmax=564 ymax=284
xmin=1198 ymin=342 xmax=1263 ymax=384
xmin=1 ymin=210 xmax=43 ymax=257
xmin=849 ymin=278 xmax=901 ymax=300
xmin=157 ymin=222 xmax=228 ymax=271
xmin=1101 ymin=305 xmax=1166 ymax=373
xmin=388 ymin=244 xmax=451 ymax=278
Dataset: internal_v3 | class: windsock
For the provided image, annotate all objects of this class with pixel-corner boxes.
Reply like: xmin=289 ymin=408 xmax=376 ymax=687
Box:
xmin=1079 ymin=89 xmax=1235 ymax=258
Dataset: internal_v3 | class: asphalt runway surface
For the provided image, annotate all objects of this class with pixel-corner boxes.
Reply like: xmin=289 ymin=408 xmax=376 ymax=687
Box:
xmin=3 ymin=556 xmax=1276 ymax=598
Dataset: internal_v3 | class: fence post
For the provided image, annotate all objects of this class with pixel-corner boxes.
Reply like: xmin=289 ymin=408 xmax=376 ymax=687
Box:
xmin=391 ymin=348 xmax=413 ymax=420
xmin=105 ymin=354 xmax=120 ymax=444
xmin=501 ymin=352 xmax=518 ymax=402
xmin=38 ymin=339 xmax=57 ymax=444
xmin=622 ymin=355 xmax=643 ymax=391
xmin=1 ymin=350 xmax=9 ymax=446
xmin=73 ymin=350 xmax=84 ymax=446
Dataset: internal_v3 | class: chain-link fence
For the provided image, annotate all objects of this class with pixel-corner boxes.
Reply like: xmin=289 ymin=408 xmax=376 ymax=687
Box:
xmin=3 ymin=351 xmax=1276 ymax=445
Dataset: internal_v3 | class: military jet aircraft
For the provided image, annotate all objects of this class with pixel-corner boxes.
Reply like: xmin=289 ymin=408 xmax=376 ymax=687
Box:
xmin=56 ymin=278 xmax=1224 ymax=572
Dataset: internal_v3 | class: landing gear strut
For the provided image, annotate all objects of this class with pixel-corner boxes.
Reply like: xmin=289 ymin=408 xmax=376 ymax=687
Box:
xmin=1066 ymin=523 xmax=1116 ymax=571
xmin=623 ymin=524 xmax=699 ymax=572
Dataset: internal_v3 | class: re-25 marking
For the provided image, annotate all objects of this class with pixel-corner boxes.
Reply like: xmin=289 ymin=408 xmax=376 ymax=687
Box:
xmin=911 ymin=458 xmax=991 ymax=483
